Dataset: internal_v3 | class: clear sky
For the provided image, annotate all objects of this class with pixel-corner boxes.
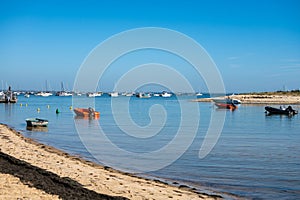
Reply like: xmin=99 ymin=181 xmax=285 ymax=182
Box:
xmin=1 ymin=0 xmax=300 ymax=92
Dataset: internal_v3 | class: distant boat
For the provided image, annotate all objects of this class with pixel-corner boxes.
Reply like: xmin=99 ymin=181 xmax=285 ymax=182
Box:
xmin=0 ymin=86 xmax=18 ymax=103
xmin=73 ymin=107 xmax=100 ymax=118
xmin=87 ymin=92 xmax=102 ymax=97
xmin=196 ymin=92 xmax=203 ymax=96
xmin=265 ymin=106 xmax=298 ymax=116
xmin=109 ymin=92 xmax=119 ymax=97
xmin=26 ymin=118 xmax=49 ymax=127
xmin=121 ymin=92 xmax=134 ymax=97
xmin=136 ymin=93 xmax=151 ymax=98
xmin=35 ymin=81 xmax=53 ymax=97
xmin=56 ymin=91 xmax=73 ymax=96
xmin=24 ymin=93 xmax=30 ymax=98
xmin=56 ymin=82 xmax=73 ymax=96
xmin=161 ymin=91 xmax=172 ymax=98
xmin=124 ymin=92 xmax=134 ymax=97
xmin=35 ymin=92 xmax=53 ymax=97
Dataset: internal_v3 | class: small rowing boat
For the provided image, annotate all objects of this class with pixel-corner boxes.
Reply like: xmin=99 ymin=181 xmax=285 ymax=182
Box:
xmin=26 ymin=118 xmax=49 ymax=127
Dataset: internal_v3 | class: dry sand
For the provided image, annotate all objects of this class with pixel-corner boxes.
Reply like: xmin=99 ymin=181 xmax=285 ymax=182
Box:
xmin=193 ymin=94 xmax=300 ymax=104
xmin=0 ymin=124 xmax=221 ymax=200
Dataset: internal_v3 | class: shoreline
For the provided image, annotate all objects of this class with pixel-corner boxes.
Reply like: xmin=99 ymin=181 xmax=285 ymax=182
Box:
xmin=193 ymin=94 xmax=300 ymax=104
xmin=0 ymin=124 xmax=223 ymax=200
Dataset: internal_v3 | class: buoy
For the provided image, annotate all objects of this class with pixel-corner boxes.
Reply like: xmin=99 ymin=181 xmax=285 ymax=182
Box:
xmin=25 ymin=103 xmax=28 ymax=107
xmin=69 ymin=106 xmax=72 ymax=110
xmin=37 ymin=108 xmax=40 ymax=112
xmin=56 ymin=108 xmax=60 ymax=114
xmin=20 ymin=103 xmax=22 ymax=107
xmin=47 ymin=105 xmax=50 ymax=109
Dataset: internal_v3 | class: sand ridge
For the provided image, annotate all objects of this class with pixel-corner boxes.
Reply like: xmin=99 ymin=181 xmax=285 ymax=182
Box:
xmin=0 ymin=124 xmax=221 ymax=200
xmin=193 ymin=94 xmax=300 ymax=104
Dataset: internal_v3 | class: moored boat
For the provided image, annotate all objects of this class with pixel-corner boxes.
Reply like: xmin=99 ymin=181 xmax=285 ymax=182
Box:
xmin=160 ymin=91 xmax=172 ymax=98
xmin=212 ymin=97 xmax=238 ymax=110
xmin=109 ymin=92 xmax=119 ymax=97
xmin=73 ymin=107 xmax=100 ymax=118
xmin=0 ymin=86 xmax=18 ymax=103
xmin=215 ymin=103 xmax=237 ymax=110
xmin=26 ymin=118 xmax=49 ymax=127
xmin=87 ymin=92 xmax=102 ymax=97
xmin=265 ymin=106 xmax=298 ymax=116
xmin=136 ymin=93 xmax=151 ymax=98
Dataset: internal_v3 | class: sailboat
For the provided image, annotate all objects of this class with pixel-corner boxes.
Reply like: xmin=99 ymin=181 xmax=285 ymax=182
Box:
xmin=56 ymin=82 xmax=73 ymax=96
xmin=35 ymin=81 xmax=53 ymax=97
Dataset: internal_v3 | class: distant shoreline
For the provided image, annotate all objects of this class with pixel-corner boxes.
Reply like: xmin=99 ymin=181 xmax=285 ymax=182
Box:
xmin=193 ymin=91 xmax=300 ymax=104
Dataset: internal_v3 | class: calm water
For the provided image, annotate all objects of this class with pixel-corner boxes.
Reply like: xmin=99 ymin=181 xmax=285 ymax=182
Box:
xmin=1 ymin=95 xmax=299 ymax=199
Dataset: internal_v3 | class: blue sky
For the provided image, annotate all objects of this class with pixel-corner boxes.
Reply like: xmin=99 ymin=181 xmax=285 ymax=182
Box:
xmin=1 ymin=0 xmax=300 ymax=92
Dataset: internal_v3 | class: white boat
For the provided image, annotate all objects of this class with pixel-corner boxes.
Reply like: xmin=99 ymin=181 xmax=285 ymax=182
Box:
xmin=87 ymin=92 xmax=102 ymax=97
xmin=124 ymin=92 xmax=134 ymax=97
xmin=196 ymin=92 xmax=203 ymax=96
xmin=109 ymin=92 xmax=119 ymax=97
xmin=232 ymin=99 xmax=241 ymax=104
xmin=56 ymin=91 xmax=73 ymax=96
xmin=161 ymin=91 xmax=172 ymax=98
xmin=24 ymin=93 xmax=30 ymax=98
xmin=136 ymin=93 xmax=151 ymax=98
xmin=36 ymin=92 xmax=53 ymax=97
xmin=56 ymin=82 xmax=73 ymax=96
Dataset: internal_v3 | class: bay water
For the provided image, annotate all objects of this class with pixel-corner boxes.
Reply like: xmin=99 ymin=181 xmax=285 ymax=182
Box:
xmin=1 ymin=95 xmax=299 ymax=199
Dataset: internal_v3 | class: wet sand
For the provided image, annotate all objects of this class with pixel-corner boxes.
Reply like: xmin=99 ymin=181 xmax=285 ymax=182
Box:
xmin=0 ymin=124 xmax=221 ymax=200
xmin=193 ymin=94 xmax=300 ymax=104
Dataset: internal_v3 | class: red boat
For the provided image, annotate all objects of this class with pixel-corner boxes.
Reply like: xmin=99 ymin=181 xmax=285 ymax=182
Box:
xmin=73 ymin=107 xmax=100 ymax=118
xmin=215 ymin=103 xmax=237 ymax=110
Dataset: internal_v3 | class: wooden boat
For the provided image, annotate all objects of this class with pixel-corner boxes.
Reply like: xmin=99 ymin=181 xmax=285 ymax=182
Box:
xmin=265 ymin=106 xmax=298 ymax=116
xmin=73 ymin=107 xmax=100 ymax=118
xmin=26 ymin=118 xmax=49 ymax=127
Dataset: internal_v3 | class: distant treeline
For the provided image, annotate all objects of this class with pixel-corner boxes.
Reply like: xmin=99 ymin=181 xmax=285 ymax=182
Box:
xmin=243 ymin=89 xmax=300 ymax=96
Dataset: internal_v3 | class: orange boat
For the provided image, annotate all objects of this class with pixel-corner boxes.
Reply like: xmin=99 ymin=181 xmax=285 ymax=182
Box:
xmin=73 ymin=107 xmax=100 ymax=118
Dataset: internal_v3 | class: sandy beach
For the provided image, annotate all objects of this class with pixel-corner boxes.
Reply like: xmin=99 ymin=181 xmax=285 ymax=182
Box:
xmin=193 ymin=94 xmax=300 ymax=104
xmin=0 ymin=124 xmax=221 ymax=200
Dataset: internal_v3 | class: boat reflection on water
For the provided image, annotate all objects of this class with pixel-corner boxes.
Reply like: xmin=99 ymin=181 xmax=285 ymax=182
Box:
xmin=74 ymin=115 xmax=100 ymax=120
xmin=26 ymin=126 xmax=48 ymax=132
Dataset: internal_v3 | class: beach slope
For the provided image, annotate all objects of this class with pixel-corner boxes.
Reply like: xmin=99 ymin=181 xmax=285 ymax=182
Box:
xmin=0 ymin=124 xmax=219 ymax=200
